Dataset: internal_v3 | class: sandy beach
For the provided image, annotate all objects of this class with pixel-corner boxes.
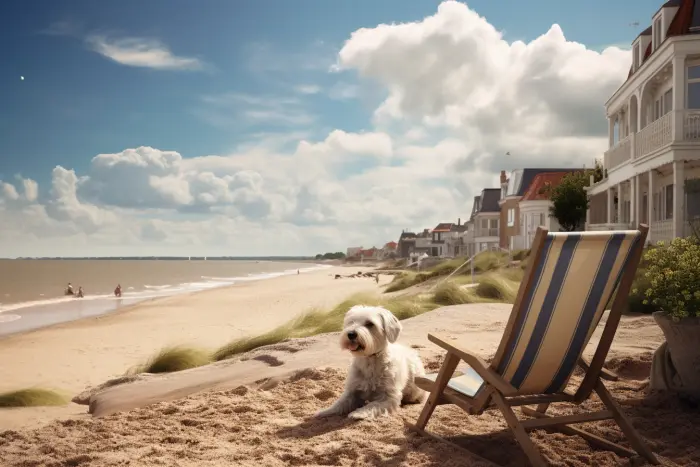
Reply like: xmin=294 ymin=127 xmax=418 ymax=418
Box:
xmin=0 ymin=265 xmax=386 ymax=430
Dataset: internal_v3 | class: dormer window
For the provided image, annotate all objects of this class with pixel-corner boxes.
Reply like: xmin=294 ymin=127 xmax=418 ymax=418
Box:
xmin=633 ymin=42 xmax=640 ymax=71
xmin=653 ymin=16 xmax=663 ymax=50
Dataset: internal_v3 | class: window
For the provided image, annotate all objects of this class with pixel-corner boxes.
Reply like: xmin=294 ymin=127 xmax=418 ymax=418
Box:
xmin=633 ymin=43 xmax=640 ymax=71
xmin=665 ymin=184 xmax=674 ymax=220
xmin=688 ymin=66 xmax=700 ymax=109
xmin=490 ymin=218 xmax=499 ymax=228
xmin=481 ymin=219 xmax=488 ymax=229
xmin=539 ymin=212 xmax=545 ymax=226
xmin=653 ymin=17 xmax=662 ymax=50
xmin=507 ymin=208 xmax=515 ymax=226
xmin=663 ymin=89 xmax=672 ymax=115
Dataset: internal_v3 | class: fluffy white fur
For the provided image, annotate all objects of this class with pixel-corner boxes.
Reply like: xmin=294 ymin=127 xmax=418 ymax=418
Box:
xmin=315 ymin=305 xmax=426 ymax=420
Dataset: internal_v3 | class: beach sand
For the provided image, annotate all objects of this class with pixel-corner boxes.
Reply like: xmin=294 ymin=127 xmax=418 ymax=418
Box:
xmin=0 ymin=266 xmax=385 ymax=430
xmin=2 ymin=300 xmax=697 ymax=466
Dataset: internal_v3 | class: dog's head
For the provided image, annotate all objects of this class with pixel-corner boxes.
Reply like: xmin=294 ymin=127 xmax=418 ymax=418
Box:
xmin=339 ymin=305 xmax=402 ymax=356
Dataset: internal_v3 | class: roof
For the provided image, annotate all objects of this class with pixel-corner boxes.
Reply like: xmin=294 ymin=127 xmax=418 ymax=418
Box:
xmin=399 ymin=231 xmax=416 ymax=240
xmin=384 ymin=241 xmax=397 ymax=248
xmin=479 ymin=188 xmax=501 ymax=213
xmin=506 ymin=168 xmax=583 ymax=197
xmin=520 ymin=172 xmax=573 ymax=202
xmin=432 ymin=223 xmax=454 ymax=232
xmin=628 ymin=0 xmax=697 ymax=78
xmin=450 ymin=224 xmax=467 ymax=233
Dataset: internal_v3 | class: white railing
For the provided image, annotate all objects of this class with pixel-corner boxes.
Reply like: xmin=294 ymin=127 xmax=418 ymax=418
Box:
xmin=476 ymin=228 xmax=499 ymax=237
xmin=635 ymin=112 xmax=672 ymax=159
xmin=650 ymin=219 xmax=673 ymax=244
xmin=684 ymin=110 xmax=700 ymax=140
xmin=605 ymin=136 xmax=632 ymax=170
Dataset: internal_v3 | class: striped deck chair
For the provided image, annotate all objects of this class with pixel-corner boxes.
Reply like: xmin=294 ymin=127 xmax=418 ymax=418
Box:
xmin=414 ymin=225 xmax=659 ymax=467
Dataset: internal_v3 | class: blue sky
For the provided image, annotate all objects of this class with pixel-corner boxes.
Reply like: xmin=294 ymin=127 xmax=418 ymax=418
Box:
xmin=0 ymin=0 xmax=661 ymax=188
xmin=0 ymin=0 xmax=662 ymax=256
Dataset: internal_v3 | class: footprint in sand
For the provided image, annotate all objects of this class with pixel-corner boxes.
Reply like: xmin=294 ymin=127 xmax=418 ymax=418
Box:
xmin=252 ymin=354 xmax=285 ymax=367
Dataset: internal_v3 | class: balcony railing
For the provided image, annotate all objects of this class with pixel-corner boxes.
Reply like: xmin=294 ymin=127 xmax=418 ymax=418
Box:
xmin=602 ymin=110 xmax=700 ymax=171
xmin=635 ymin=112 xmax=672 ymax=158
xmin=605 ymin=136 xmax=632 ymax=170
xmin=475 ymin=228 xmax=499 ymax=237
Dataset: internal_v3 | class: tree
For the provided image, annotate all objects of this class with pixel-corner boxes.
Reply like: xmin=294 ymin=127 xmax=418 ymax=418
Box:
xmin=542 ymin=161 xmax=603 ymax=232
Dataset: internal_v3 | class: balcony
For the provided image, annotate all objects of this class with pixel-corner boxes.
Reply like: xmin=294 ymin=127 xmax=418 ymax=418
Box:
xmin=604 ymin=110 xmax=700 ymax=171
xmin=475 ymin=228 xmax=499 ymax=238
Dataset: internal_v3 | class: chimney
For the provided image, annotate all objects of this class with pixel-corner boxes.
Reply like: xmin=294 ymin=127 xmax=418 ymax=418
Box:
xmin=457 ymin=217 xmax=461 ymax=226
xmin=500 ymin=170 xmax=507 ymax=184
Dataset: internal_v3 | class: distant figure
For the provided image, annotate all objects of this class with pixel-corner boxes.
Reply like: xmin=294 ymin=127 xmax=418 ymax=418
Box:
xmin=114 ymin=284 xmax=122 ymax=297
xmin=375 ymin=274 xmax=379 ymax=284
xmin=335 ymin=274 xmax=342 ymax=279
xmin=297 ymin=269 xmax=300 ymax=275
xmin=76 ymin=286 xmax=84 ymax=298
xmin=65 ymin=283 xmax=74 ymax=296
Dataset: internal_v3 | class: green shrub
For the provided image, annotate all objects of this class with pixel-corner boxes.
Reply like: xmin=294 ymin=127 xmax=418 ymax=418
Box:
xmin=641 ymin=237 xmax=700 ymax=319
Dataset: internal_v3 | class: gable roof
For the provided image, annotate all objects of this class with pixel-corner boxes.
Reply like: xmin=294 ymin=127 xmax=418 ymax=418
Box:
xmin=520 ymin=172 xmax=573 ymax=202
xmin=432 ymin=222 xmax=454 ymax=232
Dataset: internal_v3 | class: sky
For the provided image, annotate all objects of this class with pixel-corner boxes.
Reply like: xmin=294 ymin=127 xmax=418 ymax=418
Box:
xmin=0 ymin=0 xmax=665 ymax=257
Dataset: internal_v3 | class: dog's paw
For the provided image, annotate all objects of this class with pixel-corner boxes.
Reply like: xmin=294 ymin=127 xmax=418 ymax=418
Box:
xmin=348 ymin=409 xmax=373 ymax=420
xmin=314 ymin=407 xmax=337 ymax=418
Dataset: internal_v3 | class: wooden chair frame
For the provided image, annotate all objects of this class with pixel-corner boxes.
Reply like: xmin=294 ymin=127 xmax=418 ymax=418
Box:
xmin=414 ymin=225 xmax=659 ymax=467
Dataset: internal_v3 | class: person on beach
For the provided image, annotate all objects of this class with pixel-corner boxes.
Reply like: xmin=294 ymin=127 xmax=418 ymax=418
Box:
xmin=65 ymin=283 xmax=74 ymax=296
xmin=76 ymin=286 xmax=84 ymax=298
xmin=114 ymin=284 xmax=122 ymax=297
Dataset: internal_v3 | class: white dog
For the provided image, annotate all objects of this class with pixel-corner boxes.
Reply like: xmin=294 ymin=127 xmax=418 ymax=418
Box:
xmin=315 ymin=305 xmax=426 ymax=420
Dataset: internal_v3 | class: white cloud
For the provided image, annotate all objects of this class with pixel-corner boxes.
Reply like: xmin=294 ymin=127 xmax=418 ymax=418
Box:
xmin=86 ymin=35 xmax=204 ymax=71
xmin=2 ymin=1 xmax=631 ymax=257
xmin=295 ymin=84 xmax=322 ymax=95
xmin=328 ymin=82 xmax=360 ymax=100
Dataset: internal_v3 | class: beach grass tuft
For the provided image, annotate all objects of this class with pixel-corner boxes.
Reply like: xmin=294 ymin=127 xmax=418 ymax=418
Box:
xmin=128 ymin=346 xmax=212 ymax=375
xmin=0 ymin=388 xmax=69 ymax=408
xmin=474 ymin=272 xmax=521 ymax=303
xmin=213 ymin=293 xmax=436 ymax=361
xmin=432 ymin=281 xmax=476 ymax=305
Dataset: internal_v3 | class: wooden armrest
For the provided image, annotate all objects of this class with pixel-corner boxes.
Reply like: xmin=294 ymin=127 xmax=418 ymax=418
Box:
xmin=578 ymin=357 xmax=618 ymax=381
xmin=428 ymin=333 xmax=518 ymax=396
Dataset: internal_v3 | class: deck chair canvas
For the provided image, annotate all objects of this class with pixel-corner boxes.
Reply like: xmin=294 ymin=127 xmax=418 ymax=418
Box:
xmin=414 ymin=225 xmax=659 ymax=467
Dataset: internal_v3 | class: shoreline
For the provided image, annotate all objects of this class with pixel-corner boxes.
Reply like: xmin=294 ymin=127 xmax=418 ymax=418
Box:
xmin=0 ymin=263 xmax=332 ymax=338
xmin=0 ymin=265 xmax=386 ymax=430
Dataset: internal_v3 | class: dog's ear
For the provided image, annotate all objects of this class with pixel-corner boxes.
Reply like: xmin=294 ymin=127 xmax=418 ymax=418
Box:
xmin=379 ymin=308 xmax=402 ymax=343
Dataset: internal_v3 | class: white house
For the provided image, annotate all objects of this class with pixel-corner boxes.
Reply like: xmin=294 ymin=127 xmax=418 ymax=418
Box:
xmin=586 ymin=0 xmax=700 ymax=243
xmin=512 ymin=172 xmax=567 ymax=249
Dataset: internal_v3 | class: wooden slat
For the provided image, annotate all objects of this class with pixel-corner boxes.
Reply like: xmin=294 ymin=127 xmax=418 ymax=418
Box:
xmin=521 ymin=410 xmax=613 ymax=430
xmin=504 ymin=392 xmax=574 ymax=407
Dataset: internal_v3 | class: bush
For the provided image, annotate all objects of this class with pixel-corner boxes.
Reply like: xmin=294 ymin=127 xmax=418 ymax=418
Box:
xmin=641 ymin=237 xmax=700 ymax=319
xmin=0 ymin=388 xmax=68 ymax=407
xmin=128 ymin=346 xmax=212 ymax=375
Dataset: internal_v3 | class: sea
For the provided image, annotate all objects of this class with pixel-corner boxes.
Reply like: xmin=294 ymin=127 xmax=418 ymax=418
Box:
xmin=0 ymin=259 xmax=330 ymax=337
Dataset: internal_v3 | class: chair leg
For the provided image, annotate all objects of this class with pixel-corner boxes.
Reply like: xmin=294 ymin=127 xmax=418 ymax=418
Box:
xmin=416 ymin=353 xmax=459 ymax=430
xmin=594 ymin=381 xmax=660 ymax=465
xmin=492 ymin=392 xmax=547 ymax=467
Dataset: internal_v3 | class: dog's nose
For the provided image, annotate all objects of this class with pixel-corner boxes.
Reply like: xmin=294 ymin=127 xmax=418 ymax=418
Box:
xmin=347 ymin=330 xmax=357 ymax=340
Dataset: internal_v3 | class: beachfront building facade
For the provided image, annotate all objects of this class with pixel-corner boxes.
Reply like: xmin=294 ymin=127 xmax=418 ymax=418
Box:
xmin=499 ymin=167 xmax=582 ymax=250
xmin=586 ymin=0 xmax=700 ymax=243
xmin=511 ymin=172 xmax=569 ymax=250
xmin=465 ymin=188 xmax=502 ymax=254
xmin=429 ymin=219 xmax=467 ymax=257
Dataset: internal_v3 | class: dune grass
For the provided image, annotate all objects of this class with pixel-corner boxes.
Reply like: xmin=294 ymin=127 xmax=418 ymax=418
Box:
xmin=0 ymin=388 xmax=69 ymax=408
xmin=213 ymin=293 xmax=436 ymax=361
xmin=127 ymin=346 xmax=213 ymax=375
xmin=432 ymin=281 xmax=477 ymax=305
xmin=432 ymin=267 xmax=524 ymax=306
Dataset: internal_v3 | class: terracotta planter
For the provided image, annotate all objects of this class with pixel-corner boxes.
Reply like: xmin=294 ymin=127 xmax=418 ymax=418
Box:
xmin=650 ymin=311 xmax=700 ymax=397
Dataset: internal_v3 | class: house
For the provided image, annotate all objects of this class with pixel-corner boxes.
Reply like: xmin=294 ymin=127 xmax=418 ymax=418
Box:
xmin=429 ymin=219 xmax=467 ymax=257
xmin=396 ymin=231 xmax=416 ymax=258
xmin=512 ymin=172 xmax=571 ymax=249
xmin=378 ymin=241 xmax=398 ymax=260
xmin=466 ymin=188 xmax=502 ymax=253
xmin=499 ymin=168 xmax=582 ymax=250
xmin=346 ymin=246 xmax=363 ymax=258
xmin=585 ymin=0 xmax=700 ymax=244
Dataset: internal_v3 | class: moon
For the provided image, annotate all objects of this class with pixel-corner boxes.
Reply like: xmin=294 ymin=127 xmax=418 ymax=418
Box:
xmin=20 ymin=76 xmax=24 ymax=81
